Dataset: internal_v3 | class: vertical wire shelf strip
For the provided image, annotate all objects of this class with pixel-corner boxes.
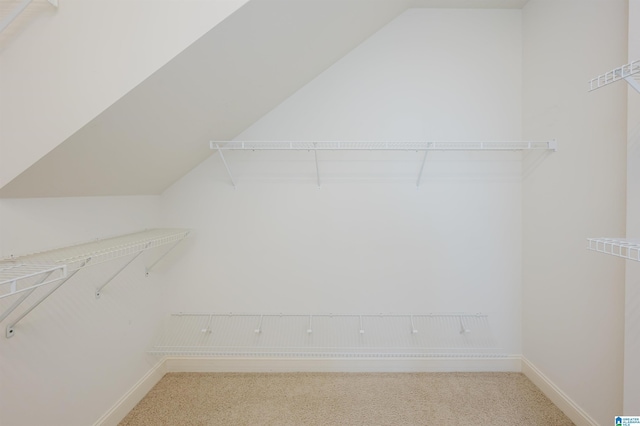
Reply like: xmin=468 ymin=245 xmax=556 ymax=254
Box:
xmin=150 ymin=313 xmax=503 ymax=358
xmin=212 ymin=141 xmax=556 ymax=151
xmin=587 ymin=238 xmax=640 ymax=261
xmin=589 ymin=59 xmax=640 ymax=91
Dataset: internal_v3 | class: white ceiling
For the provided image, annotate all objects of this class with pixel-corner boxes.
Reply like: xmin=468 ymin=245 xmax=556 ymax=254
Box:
xmin=0 ymin=0 xmax=528 ymax=197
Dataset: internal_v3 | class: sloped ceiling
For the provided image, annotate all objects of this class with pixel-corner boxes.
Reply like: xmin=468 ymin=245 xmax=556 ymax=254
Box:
xmin=0 ymin=0 xmax=527 ymax=198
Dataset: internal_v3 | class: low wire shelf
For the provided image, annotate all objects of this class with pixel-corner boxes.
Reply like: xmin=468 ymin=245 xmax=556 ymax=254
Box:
xmin=150 ymin=313 xmax=503 ymax=358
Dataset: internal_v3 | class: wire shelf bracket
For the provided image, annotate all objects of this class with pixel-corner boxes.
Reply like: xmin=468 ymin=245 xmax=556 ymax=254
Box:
xmin=589 ymin=60 xmax=640 ymax=93
xmin=209 ymin=140 xmax=557 ymax=187
xmin=587 ymin=238 xmax=640 ymax=261
xmin=150 ymin=312 xmax=503 ymax=358
xmin=1 ymin=228 xmax=190 ymax=337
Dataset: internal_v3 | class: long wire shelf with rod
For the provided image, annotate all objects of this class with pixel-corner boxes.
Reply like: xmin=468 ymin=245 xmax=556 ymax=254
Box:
xmin=150 ymin=312 xmax=503 ymax=358
xmin=210 ymin=140 xmax=558 ymax=188
xmin=0 ymin=228 xmax=190 ymax=338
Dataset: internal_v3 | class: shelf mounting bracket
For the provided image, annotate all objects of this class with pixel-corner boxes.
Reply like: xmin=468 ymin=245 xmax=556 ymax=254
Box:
xmin=145 ymin=237 xmax=187 ymax=276
xmin=0 ymin=270 xmax=55 ymax=325
xmin=6 ymin=258 xmax=90 ymax=338
xmin=313 ymin=143 xmax=320 ymax=188
xmin=625 ymin=76 xmax=640 ymax=94
xmin=215 ymin=143 xmax=236 ymax=188
xmin=416 ymin=151 xmax=428 ymax=188
xmin=96 ymin=244 xmax=149 ymax=298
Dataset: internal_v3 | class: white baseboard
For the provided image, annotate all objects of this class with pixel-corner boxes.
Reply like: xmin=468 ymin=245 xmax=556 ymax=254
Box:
xmin=93 ymin=355 xmax=602 ymax=426
xmin=521 ymin=357 xmax=598 ymax=426
xmin=93 ymin=359 xmax=167 ymax=426
xmin=164 ymin=355 xmax=522 ymax=373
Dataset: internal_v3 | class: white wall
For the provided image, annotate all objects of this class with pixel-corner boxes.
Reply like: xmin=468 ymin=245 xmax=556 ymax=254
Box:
xmin=0 ymin=0 xmax=248 ymax=189
xmin=161 ymin=9 xmax=524 ymax=355
xmin=522 ymin=1 xmax=627 ymax=424
xmin=0 ymin=196 xmax=166 ymax=426
xmin=625 ymin=0 xmax=640 ymax=415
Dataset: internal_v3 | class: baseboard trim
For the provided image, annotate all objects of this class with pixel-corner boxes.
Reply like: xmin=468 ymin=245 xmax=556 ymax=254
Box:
xmin=521 ymin=357 xmax=598 ymax=426
xmin=93 ymin=359 xmax=166 ymax=426
xmin=164 ymin=355 xmax=522 ymax=373
xmin=93 ymin=356 xmax=601 ymax=425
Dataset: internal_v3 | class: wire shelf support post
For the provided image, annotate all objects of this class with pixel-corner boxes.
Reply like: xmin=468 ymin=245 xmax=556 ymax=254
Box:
xmin=95 ymin=245 xmax=148 ymax=299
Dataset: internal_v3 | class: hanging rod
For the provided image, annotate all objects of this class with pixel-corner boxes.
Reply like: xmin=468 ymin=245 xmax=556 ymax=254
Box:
xmin=210 ymin=140 xmax=557 ymax=151
xmin=589 ymin=59 xmax=640 ymax=93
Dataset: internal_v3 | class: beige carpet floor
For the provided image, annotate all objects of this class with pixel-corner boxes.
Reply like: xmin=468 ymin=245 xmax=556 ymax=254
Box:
xmin=119 ymin=372 xmax=574 ymax=426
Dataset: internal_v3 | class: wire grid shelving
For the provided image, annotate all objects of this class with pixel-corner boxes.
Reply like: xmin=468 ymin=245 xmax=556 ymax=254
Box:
xmin=210 ymin=140 xmax=557 ymax=188
xmin=0 ymin=228 xmax=190 ymax=337
xmin=211 ymin=140 xmax=557 ymax=151
xmin=150 ymin=313 xmax=503 ymax=358
xmin=589 ymin=59 xmax=640 ymax=93
xmin=587 ymin=238 xmax=640 ymax=262
xmin=0 ymin=263 xmax=67 ymax=299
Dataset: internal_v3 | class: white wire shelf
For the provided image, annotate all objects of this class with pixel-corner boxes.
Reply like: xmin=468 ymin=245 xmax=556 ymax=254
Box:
xmin=589 ymin=59 xmax=640 ymax=93
xmin=1 ymin=228 xmax=190 ymax=338
xmin=150 ymin=313 xmax=503 ymax=358
xmin=211 ymin=140 xmax=557 ymax=151
xmin=210 ymin=140 xmax=557 ymax=188
xmin=2 ymin=228 xmax=190 ymax=272
xmin=0 ymin=264 xmax=67 ymax=299
xmin=587 ymin=238 xmax=640 ymax=261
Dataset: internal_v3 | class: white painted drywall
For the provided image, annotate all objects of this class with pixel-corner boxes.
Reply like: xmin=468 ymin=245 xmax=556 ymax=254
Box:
xmin=522 ymin=1 xmax=627 ymax=424
xmin=0 ymin=196 xmax=168 ymax=426
xmin=0 ymin=0 xmax=248 ymax=190
xmin=160 ymin=9 xmax=524 ymax=355
xmin=625 ymin=0 xmax=640 ymax=415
